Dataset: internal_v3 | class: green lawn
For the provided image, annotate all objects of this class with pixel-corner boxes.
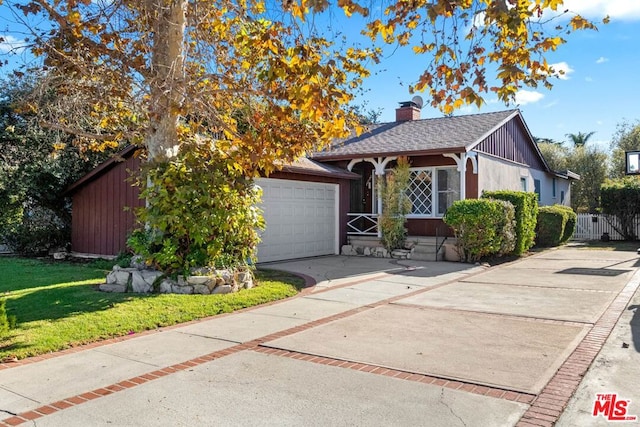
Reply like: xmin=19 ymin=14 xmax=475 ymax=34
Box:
xmin=0 ymin=257 xmax=304 ymax=360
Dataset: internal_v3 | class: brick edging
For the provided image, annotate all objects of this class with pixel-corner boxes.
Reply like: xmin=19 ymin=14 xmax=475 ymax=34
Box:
xmin=516 ymin=268 xmax=640 ymax=427
xmin=252 ymin=346 xmax=536 ymax=404
xmin=0 ymin=264 xmax=502 ymax=426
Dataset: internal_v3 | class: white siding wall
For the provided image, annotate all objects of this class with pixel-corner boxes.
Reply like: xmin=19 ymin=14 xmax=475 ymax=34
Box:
xmin=478 ymin=153 xmax=532 ymax=194
xmin=477 ymin=153 xmax=572 ymax=206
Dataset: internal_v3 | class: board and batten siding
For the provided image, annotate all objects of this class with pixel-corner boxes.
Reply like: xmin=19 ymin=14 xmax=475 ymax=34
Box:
xmin=475 ymin=116 xmax=546 ymax=170
xmin=71 ymin=155 xmax=143 ymax=256
xmin=70 ymin=157 xmax=352 ymax=257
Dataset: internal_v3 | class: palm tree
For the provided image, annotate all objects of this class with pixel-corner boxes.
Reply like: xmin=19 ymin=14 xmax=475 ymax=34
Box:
xmin=566 ymin=131 xmax=596 ymax=147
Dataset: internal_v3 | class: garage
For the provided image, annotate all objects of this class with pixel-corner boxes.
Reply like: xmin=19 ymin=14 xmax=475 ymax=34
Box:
xmin=256 ymin=178 xmax=339 ymax=263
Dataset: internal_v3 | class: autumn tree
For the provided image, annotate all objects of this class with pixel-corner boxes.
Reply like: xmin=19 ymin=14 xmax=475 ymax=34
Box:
xmin=1 ymin=0 xmax=602 ymax=271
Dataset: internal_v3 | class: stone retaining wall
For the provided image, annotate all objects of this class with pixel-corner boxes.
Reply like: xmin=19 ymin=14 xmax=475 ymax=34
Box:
xmin=100 ymin=265 xmax=253 ymax=294
xmin=341 ymin=245 xmax=413 ymax=259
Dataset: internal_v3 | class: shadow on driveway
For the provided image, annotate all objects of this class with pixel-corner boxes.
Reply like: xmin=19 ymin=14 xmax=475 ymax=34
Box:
xmin=628 ymin=304 xmax=640 ymax=352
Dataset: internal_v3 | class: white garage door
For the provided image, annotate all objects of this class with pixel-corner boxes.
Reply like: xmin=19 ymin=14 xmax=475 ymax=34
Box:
xmin=256 ymin=178 xmax=338 ymax=263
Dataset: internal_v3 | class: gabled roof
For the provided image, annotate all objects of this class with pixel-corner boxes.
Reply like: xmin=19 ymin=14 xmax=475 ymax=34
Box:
xmin=65 ymin=145 xmax=138 ymax=194
xmin=66 ymin=145 xmax=358 ymax=195
xmin=277 ymin=157 xmax=359 ymax=179
xmin=312 ymin=109 xmax=520 ymax=161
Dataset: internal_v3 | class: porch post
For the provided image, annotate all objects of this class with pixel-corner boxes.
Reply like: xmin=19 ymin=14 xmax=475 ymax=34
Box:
xmin=443 ymin=152 xmax=477 ymax=200
xmin=346 ymin=156 xmax=397 ymax=238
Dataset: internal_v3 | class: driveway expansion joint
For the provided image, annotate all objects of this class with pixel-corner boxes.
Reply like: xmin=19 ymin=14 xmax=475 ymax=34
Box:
xmin=251 ymin=345 xmax=536 ymax=404
xmin=517 ymin=267 xmax=640 ymax=426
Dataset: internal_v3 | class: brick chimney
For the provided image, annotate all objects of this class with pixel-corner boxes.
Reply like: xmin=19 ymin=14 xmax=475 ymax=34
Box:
xmin=395 ymin=100 xmax=421 ymax=122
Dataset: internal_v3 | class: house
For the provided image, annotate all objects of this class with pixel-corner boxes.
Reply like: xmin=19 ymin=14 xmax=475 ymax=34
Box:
xmin=66 ymin=101 xmax=577 ymax=262
xmin=312 ymin=101 xmax=577 ymax=240
xmin=65 ymin=147 xmax=359 ymax=262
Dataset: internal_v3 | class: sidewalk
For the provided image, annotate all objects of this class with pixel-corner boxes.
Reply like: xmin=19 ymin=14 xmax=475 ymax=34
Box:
xmin=0 ymin=248 xmax=638 ymax=426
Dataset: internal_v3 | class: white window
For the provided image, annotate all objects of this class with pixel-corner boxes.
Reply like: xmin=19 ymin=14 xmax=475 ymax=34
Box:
xmin=406 ymin=167 xmax=460 ymax=217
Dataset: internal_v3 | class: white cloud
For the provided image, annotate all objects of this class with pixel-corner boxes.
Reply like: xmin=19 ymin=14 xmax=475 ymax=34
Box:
xmin=585 ymin=76 xmax=594 ymax=82
xmin=550 ymin=62 xmax=574 ymax=80
xmin=561 ymin=0 xmax=640 ymax=20
xmin=544 ymin=100 xmax=559 ymax=109
xmin=596 ymin=57 xmax=609 ymax=64
xmin=515 ymin=90 xmax=544 ymax=105
xmin=0 ymin=35 xmax=27 ymax=54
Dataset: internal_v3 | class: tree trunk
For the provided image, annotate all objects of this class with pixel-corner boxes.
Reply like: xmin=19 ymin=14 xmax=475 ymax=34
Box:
xmin=146 ymin=0 xmax=187 ymax=163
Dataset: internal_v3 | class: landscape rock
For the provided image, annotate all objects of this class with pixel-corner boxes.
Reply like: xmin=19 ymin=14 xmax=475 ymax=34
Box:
xmin=187 ymin=275 xmax=212 ymax=286
xmin=130 ymin=255 xmax=146 ymax=270
xmin=106 ymin=270 xmax=131 ymax=286
xmin=192 ymin=284 xmax=211 ymax=294
xmin=172 ymin=284 xmax=194 ymax=294
xmin=158 ymin=280 xmax=173 ymax=294
xmin=131 ymin=271 xmax=153 ymax=293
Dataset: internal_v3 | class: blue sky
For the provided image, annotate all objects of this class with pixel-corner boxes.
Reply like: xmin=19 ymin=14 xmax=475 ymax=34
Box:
xmin=352 ymin=1 xmax=640 ymax=149
xmin=1 ymin=0 xmax=638 ymax=149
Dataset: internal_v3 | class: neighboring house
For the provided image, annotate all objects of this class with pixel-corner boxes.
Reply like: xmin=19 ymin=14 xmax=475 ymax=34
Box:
xmin=66 ymin=100 xmax=578 ymax=262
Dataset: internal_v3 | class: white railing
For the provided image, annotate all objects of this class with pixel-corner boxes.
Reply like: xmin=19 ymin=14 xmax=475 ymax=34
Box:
xmin=574 ymin=214 xmax=640 ymax=240
xmin=347 ymin=213 xmax=378 ymax=235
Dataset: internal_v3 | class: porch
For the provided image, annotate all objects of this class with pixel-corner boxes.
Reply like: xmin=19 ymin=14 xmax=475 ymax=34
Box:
xmin=344 ymin=152 xmax=477 ymax=241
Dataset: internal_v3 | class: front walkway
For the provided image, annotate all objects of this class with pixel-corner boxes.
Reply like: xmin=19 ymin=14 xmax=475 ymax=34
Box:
xmin=1 ymin=248 xmax=638 ymax=426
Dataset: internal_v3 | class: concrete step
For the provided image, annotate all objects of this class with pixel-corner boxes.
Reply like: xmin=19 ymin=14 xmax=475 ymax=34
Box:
xmin=411 ymin=247 xmax=444 ymax=261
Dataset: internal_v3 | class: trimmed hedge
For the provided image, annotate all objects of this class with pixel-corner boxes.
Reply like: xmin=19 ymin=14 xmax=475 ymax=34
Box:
xmin=482 ymin=190 xmax=538 ymax=255
xmin=558 ymin=205 xmax=577 ymax=243
xmin=535 ymin=205 xmax=577 ymax=247
xmin=443 ymin=199 xmax=516 ymax=262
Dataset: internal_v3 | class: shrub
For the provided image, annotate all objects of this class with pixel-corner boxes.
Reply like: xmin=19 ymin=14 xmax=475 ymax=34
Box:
xmin=536 ymin=206 xmax=566 ymax=247
xmin=444 ymin=199 xmax=515 ymax=262
xmin=129 ymin=141 xmax=264 ymax=275
xmin=557 ymin=205 xmax=577 ymax=243
xmin=378 ymin=157 xmax=412 ymax=251
xmin=600 ymin=177 xmax=640 ymax=240
xmin=3 ymin=204 xmax=68 ymax=256
xmin=535 ymin=205 xmax=577 ymax=247
xmin=482 ymin=190 xmax=538 ymax=255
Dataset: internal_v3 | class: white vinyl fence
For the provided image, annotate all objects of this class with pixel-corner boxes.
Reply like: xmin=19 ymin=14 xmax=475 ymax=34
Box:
xmin=573 ymin=213 xmax=640 ymax=240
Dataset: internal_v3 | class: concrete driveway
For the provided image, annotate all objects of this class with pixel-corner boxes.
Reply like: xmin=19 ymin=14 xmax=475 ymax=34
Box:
xmin=1 ymin=247 xmax=639 ymax=426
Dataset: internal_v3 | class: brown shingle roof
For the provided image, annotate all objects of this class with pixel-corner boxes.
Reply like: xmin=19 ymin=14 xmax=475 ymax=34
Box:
xmin=278 ymin=157 xmax=359 ymax=179
xmin=312 ymin=109 xmax=519 ymax=160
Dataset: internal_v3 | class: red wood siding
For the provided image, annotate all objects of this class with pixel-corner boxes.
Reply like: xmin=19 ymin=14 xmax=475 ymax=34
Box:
xmin=406 ymin=218 xmax=453 ymax=237
xmin=475 ymin=116 xmax=546 ymax=170
xmin=408 ymin=156 xmax=457 ymax=168
xmin=71 ymin=156 xmax=143 ymax=255
xmin=465 ymin=157 xmax=479 ymax=199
